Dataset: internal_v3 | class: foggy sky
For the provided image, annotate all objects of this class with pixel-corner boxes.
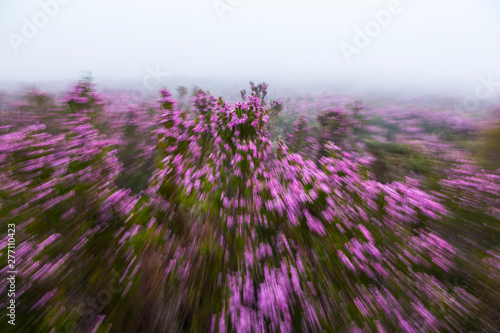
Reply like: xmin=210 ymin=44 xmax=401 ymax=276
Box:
xmin=1 ymin=0 xmax=499 ymax=93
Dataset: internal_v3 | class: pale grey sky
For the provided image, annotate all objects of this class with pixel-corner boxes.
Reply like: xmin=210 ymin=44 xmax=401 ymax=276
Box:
xmin=1 ymin=0 xmax=499 ymax=93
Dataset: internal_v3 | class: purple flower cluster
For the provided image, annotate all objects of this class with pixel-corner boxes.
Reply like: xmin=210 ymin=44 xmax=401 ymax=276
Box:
xmin=0 ymin=81 xmax=498 ymax=332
